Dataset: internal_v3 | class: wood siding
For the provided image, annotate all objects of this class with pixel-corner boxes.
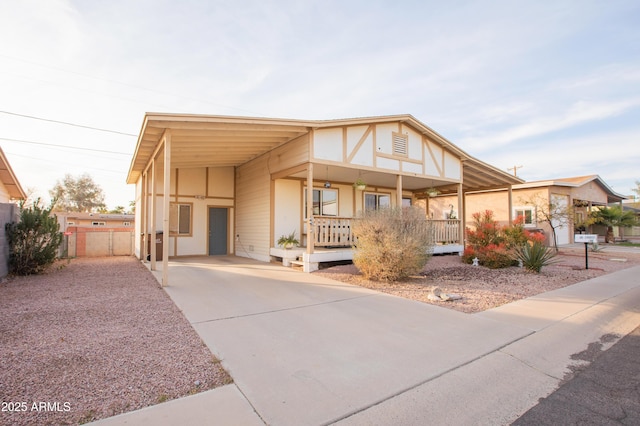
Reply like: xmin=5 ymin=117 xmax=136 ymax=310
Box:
xmin=236 ymin=156 xmax=271 ymax=261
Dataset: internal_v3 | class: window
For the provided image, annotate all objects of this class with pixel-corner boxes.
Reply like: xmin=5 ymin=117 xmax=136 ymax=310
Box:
xmin=92 ymin=221 xmax=106 ymax=226
xmin=392 ymin=132 xmax=408 ymax=156
xmin=67 ymin=221 xmax=75 ymax=225
xmin=123 ymin=221 xmax=131 ymax=226
xmin=365 ymin=193 xmax=391 ymax=210
xmin=402 ymin=197 xmax=412 ymax=208
xmin=170 ymin=203 xmax=192 ymax=235
xmin=514 ymin=207 xmax=535 ymax=227
xmin=305 ymin=188 xmax=338 ymax=217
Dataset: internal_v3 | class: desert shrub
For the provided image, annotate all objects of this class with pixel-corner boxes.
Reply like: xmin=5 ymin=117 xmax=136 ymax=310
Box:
xmin=465 ymin=210 xmax=548 ymax=269
xmin=478 ymin=244 xmax=514 ymax=269
xmin=466 ymin=210 xmax=503 ymax=248
xmin=462 ymin=246 xmax=477 ymax=264
xmin=5 ymin=199 xmax=63 ymax=275
xmin=352 ymin=207 xmax=434 ymax=281
xmin=514 ymin=241 xmax=558 ymax=273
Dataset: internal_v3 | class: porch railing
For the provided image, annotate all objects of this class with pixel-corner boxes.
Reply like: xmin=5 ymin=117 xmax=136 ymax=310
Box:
xmin=313 ymin=216 xmax=354 ymax=247
xmin=311 ymin=216 xmax=461 ymax=247
xmin=430 ymin=219 xmax=461 ymax=244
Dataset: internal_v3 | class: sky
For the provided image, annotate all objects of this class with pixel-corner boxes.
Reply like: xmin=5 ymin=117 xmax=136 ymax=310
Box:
xmin=0 ymin=0 xmax=638 ymax=210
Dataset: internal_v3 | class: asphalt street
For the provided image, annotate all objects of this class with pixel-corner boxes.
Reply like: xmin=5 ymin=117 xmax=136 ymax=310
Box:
xmin=513 ymin=324 xmax=640 ymax=425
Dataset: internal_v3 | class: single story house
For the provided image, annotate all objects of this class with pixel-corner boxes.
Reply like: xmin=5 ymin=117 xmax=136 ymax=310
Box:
xmin=126 ymin=113 xmax=523 ymax=285
xmin=56 ymin=212 xmax=135 ymax=229
xmin=430 ymin=175 xmax=627 ymax=246
xmin=0 ymin=147 xmax=27 ymax=277
xmin=56 ymin=212 xmax=136 ymax=257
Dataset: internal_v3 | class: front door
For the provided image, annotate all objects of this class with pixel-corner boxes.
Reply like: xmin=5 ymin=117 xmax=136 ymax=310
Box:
xmin=209 ymin=207 xmax=228 ymax=255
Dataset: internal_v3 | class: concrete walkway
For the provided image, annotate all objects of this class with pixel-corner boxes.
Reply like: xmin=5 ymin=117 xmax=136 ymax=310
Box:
xmin=93 ymin=256 xmax=640 ymax=426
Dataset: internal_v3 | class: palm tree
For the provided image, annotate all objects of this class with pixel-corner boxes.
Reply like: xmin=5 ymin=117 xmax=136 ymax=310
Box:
xmin=590 ymin=206 xmax=637 ymax=243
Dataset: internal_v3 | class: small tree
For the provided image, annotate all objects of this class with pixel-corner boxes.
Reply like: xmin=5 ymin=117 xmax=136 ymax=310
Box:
xmin=522 ymin=193 xmax=573 ymax=252
xmin=352 ymin=207 xmax=434 ymax=281
xmin=5 ymin=199 xmax=63 ymax=275
xmin=590 ymin=206 xmax=637 ymax=243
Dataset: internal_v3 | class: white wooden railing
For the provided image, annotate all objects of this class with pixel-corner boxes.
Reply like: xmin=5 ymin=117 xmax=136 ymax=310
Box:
xmin=311 ymin=216 xmax=461 ymax=247
xmin=313 ymin=216 xmax=354 ymax=247
xmin=430 ymin=219 xmax=461 ymax=244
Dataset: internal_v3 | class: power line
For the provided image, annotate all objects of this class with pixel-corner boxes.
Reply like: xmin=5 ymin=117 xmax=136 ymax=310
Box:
xmin=0 ymin=137 xmax=131 ymax=155
xmin=0 ymin=110 xmax=137 ymax=137
xmin=5 ymin=151 xmax=125 ymax=175
xmin=0 ymin=53 xmax=264 ymax=116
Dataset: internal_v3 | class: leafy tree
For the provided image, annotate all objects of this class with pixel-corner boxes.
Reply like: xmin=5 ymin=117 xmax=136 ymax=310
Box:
xmin=49 ymin=173 xmax=106 ymax=212
xmin=109 ymin=206 xmax=126 ymax=214
xmin=5 ymin=199 xmax=63 ymax=275
xmin=590 ymin=205 xmax=637 ymax=243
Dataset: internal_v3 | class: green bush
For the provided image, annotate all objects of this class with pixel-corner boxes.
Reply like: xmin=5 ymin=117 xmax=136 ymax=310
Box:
xmin=352 ymin=207 xmax=434 ymax=281
xmin=514 ymin=241 xmax=558 ymax=273
xmin=5 ymin=199 xmax=63 ymax=275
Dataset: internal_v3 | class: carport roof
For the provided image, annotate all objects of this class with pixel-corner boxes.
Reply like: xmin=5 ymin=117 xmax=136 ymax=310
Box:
xmin=126 ymin=113 xmax=523 ymax=191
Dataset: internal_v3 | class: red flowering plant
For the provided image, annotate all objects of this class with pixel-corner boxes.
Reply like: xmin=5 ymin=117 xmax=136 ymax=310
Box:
xmin=464 ymin=210 xmax=547 ymax=269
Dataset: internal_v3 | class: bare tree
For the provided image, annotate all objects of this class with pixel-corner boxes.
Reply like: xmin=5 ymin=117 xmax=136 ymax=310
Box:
xmin=521 ymin=193 xmax=573 ymax=252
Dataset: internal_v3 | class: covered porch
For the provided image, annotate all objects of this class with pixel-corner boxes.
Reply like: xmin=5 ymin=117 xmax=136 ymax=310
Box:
xmin=127 ymin=113 xmax=523 ymax=284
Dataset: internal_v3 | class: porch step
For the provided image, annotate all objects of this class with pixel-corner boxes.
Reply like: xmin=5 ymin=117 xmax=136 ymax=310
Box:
xmin=289 ymin=260 xmax=305 ymax=267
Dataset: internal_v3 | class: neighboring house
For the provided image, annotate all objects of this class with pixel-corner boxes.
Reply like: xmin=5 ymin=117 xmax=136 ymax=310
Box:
xmin=57 ymin=212 xmax=135 ymax=229
xmin=56 ymin=212 xmax=135 ymax=257
xmin=431 ymin=175 xmax=627 ymax=246
xmin=126 ymin=113 xmax=522 ymax=284
xmin=0 ymin=147 xmax=27 ymax=277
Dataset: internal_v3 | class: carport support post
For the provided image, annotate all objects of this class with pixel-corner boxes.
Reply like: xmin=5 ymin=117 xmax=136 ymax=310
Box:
xmin=150 ymin=158 xmax=157 ymax=270
xmin=162 ymin=131 xmax=171 ymax=286
xmin=306 ymin=164 xmax=314 ymax=255
xmin=396 ymin=174 xmax=402 ymax=207
xmin=458 ymin=183 xmax=464 ymax=247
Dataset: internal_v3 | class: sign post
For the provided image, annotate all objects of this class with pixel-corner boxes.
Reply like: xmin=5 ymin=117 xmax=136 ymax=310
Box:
xmin=574 ymin=234 xmax=598 ymax=269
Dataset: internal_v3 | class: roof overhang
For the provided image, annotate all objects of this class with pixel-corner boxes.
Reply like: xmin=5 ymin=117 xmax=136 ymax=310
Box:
xmin=126 ymin=113 xmax=524 ymax=192
xmin=127 ymin=113 xmax=314 ymax=184
xmin=513 ymin=175 xmax=627 ymax=203
xmin=0 ymin=147 xmax=26 ymax=200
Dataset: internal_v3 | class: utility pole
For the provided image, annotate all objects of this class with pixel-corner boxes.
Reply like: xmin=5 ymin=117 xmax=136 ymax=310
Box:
xmin=508 ymin=165 xmax=523 ymax=177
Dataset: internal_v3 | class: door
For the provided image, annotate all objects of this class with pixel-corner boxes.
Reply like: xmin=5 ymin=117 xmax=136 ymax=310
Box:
xmin=209 ymin=207 xmax=228 ymax=255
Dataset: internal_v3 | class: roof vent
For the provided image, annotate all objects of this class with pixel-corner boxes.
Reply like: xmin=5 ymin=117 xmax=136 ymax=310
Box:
xmin=392 ymin=132 xmax=408 ymax=156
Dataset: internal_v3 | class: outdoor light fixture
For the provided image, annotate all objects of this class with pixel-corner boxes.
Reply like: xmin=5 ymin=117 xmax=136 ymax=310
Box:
xmin=324 ymin=181 xmax=331 ymax=188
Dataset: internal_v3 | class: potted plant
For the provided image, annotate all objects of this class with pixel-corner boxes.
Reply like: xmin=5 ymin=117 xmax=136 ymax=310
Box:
xmin=277 ymin=231 xmax=299 ymax=249
xmin=353 ymin=178 xmax=366 ymax=190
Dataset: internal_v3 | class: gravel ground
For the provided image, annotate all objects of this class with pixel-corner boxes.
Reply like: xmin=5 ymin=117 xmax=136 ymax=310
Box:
xmin=0 ymin=257 xmax=231 ymax=426
xmin=315 ymin=247 xmax=640 ymax=314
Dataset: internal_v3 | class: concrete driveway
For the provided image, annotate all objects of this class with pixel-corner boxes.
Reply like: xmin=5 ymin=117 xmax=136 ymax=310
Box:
xmin=161 ymin=256 xmax=533 ymax=425
xmin=95 ymin=255 xmax=640 ymax=425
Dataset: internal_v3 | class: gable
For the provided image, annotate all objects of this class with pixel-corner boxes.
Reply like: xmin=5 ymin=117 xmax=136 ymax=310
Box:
xmin=312 ymin=121 xmax=461 ymax=181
